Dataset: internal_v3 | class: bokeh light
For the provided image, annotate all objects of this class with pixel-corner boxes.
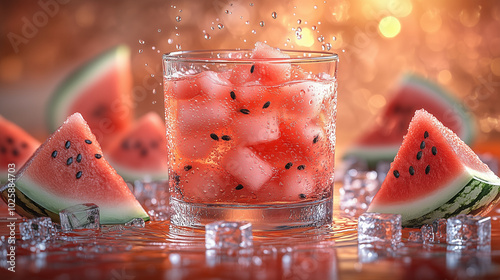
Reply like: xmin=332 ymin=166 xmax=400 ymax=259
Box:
xmin=378 ymin=16 xmax=401 ymax=38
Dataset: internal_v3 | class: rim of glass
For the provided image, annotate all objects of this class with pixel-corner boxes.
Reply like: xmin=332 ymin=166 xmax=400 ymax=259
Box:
xmin=163 ymin=49 xmax=338 ymax=64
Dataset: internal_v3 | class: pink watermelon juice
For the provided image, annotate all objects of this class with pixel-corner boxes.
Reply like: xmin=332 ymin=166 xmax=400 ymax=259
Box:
xmin=163 ymin=43 xmax=338 ymax=228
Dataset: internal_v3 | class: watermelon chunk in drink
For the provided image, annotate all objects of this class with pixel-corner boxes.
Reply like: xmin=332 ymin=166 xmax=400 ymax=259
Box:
xmin=164 ymin=42 xmax=337 ymax=204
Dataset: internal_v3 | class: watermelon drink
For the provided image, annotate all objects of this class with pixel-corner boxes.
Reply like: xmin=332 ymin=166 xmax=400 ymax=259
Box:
xmin=163 ymin=43 xmax=338 ymax=229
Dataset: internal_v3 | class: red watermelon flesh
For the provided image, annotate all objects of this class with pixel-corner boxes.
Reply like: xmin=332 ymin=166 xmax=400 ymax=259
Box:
xmin=368 ymin=109 xmax=500 ymax=226
xmin=48 ymin=46 xmax=133 ymax=149
xmin=344 ymin=74 xmax=475 ymax=166
xmin=106 ymin=112 xmax=168 ymax=181
xmin=6 ymin=113 xmax=148 ymax=224
xmin=0 ymin=115 xmax=40 ymax=183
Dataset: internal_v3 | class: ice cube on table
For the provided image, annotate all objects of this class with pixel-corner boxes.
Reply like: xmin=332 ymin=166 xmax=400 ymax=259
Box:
xmin=408 ymin=231 xmax=422 ymax=243
xmin=358 ymin=213 xmax=401 ymax=245
xmin=18 ymin=217 xmax=55 ymax=241
xmin=421 ymin=224 xmax=435 ymax=244
xmin=125 ymin=218 xmax=146 ymax=228
xmin=432 ymin=218 xmax=447 ymax=243
xmin=447 ymin=214 xmax=491 ymax=245
xmin=340 ymin=169 xmax=380 ymax=216
xmin=205 ymin=221 xmax=253 ymax=250
xmin=59 ymin=203 xmax=100 ymax=232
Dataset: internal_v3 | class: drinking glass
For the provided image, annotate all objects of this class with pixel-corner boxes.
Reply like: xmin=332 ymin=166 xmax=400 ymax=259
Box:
xmin=163 ymin=48 xmax=338 ymax=230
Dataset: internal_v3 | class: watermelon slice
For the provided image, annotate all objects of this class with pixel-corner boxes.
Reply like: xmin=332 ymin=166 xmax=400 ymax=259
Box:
xmin=0 ymin=113 xmax=149 ymax=224
xmin=47 ymin=45 xmax=133 ymax=148
xmin=344 ymin=74 xmax=475 ymax=167
xmin=367 ymin=109 xmax=500 ymax=227
xmin=0 ymin=116 xmax=40 ymax=184
xmin=106 ymin=112 xmax=168 ymax=181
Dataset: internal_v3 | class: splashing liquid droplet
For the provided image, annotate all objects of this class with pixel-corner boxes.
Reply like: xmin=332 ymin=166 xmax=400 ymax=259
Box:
xmin=259 ymin=21 xmax=265 ymax=27
xmin=138 ymin=39 xmax=145 ymax=44
xmin=176 ymin=44 xmax=182 ymax=50
xmin=204 ymin=34 xmax=211 ymax=40
xmin=138 ymin=49 xmax=143 ymax=53
xmin=218 ymin=23 xmax=224 ymax=29
xmin=271 ymin=12 xmax=277 ymax=19
xmin=175 ymin=16 xmax=181 ymax=22
xmin=168 ymin=39 xmax=173 ymax=44
xmin=297 ymin=19 xmax=301 ymax=24
xmin=317 ymin=35 xmax=324 ymax=42
xmin=157 ymin=29 xmax=161 ymax=32
xmin=312 ymin=26 xmax=317 ymax=31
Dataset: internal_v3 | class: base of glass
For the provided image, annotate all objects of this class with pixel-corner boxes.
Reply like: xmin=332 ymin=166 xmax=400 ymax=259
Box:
xmin=169 ymin=197 xmax=333 ymax=231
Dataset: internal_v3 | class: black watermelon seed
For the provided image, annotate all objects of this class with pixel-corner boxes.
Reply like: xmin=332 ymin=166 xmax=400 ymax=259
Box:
xmin=425 ymin=165 xmax=431 ymax=174
xmin=221 ymin=135 xmax=231 ymax=141
xmin=262 ymin=101 xmax=271 ymax=109
xmin=420 ymin=141 xmax=426 ymax=149
xmin=51 ymin=150 xmax=58 ymax=158
xmin=95 ymin=154 xmax=102 ymax=159
xmin=409 ymin=166 xmax=415 ymax=175
xmin=235 ymin=184 xmax=244 ymax=190
xmin=285 ymin=162 xmax=293 ymax=169
xmin=210 ymin=133 xmax=219 ymax=141
xmin=76 ymin=154 xmax=82 ymax=163
xmin=85 ymin=139 xmax=92 ymax=144
xmin=297 ymin=165 xmax=306 ymax=170
xmin=140 ymin=149 xmax=148 ymax=157
xmin=424 ymin=131 xmax=429 ymax=138
xmin=76 ymin=171 xmax=82 ymax=179
xmin=6 ymin=137 xmax=13 ymax=144
xmin=65 ymin=140 xmax=71 ymax=149
xmin=230 ymin=91 xmax=236 ymax=100
xmin=184 ymin=165 xmax=192 ymax=171
xmin=240 ymin=109 xmax=250 ymax=114
xmin=432 ymin=146 xmax=437 ymax=155
xmin=313 ymin=135 xmax=320 ymax=144
xmin=393 ymin=170 xmax=400 ymax=178
xmin=12 ymin=149 xmax=19 ymax=157
xmin=21 ymin=142 xmax=28 ymax=148
xmin=416 ymin=151 xmax=422 ymax=160
xmin=0 ymin=147 xmax=5 ymax=154
xmin=299 ymin=193 xmax=307 ymax=199
xmin=250 ymin=65 xmax=255 ymax=73
xmin=66 ymin=157 xmax=73 ymax=165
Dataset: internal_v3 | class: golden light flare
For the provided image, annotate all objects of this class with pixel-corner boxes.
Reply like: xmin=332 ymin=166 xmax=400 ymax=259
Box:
xmin=295 ymin=27 xmax=315 ymax=47
xmin=378 ymin=16 xmax=401 ymax=38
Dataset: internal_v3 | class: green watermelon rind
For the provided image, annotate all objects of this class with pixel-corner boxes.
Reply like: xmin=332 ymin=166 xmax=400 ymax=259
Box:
xmin=46 ymin=45 xmax=130 ymax=132
xmin=13 ymin=177 xmax=150 ymax=224
xmin=404 ymin=176 xmax=500 ymax=227
xmin=368 ymin=167 xmax=500 ymax=228
xmin=343 ymin=74 xmax=476 ymax=165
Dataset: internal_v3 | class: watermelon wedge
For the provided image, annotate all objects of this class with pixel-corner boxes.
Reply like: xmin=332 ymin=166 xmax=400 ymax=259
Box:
xmin=0 ymin=113 xmax=149 ymax=224
xmin=106 ymin=112 xmax=168 ymax=181
xmin=344 ymin=74 xmax=475 ymax=167
xmin=367 ymin=109 xmax=500 ymax=227
xmin=0 ymin=116 xmax=40 ymax=184
xmin=47 ymin=45 xmax=133 ymax=148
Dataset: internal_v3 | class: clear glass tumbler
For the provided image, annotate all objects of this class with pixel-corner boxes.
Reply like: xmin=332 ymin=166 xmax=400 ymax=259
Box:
xmin=163 ymin=48 xmax=338 ymax=230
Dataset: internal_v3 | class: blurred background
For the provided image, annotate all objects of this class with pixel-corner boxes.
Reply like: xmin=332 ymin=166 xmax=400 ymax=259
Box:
xmin=0 ymin=0 xmax=499 ymax=158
